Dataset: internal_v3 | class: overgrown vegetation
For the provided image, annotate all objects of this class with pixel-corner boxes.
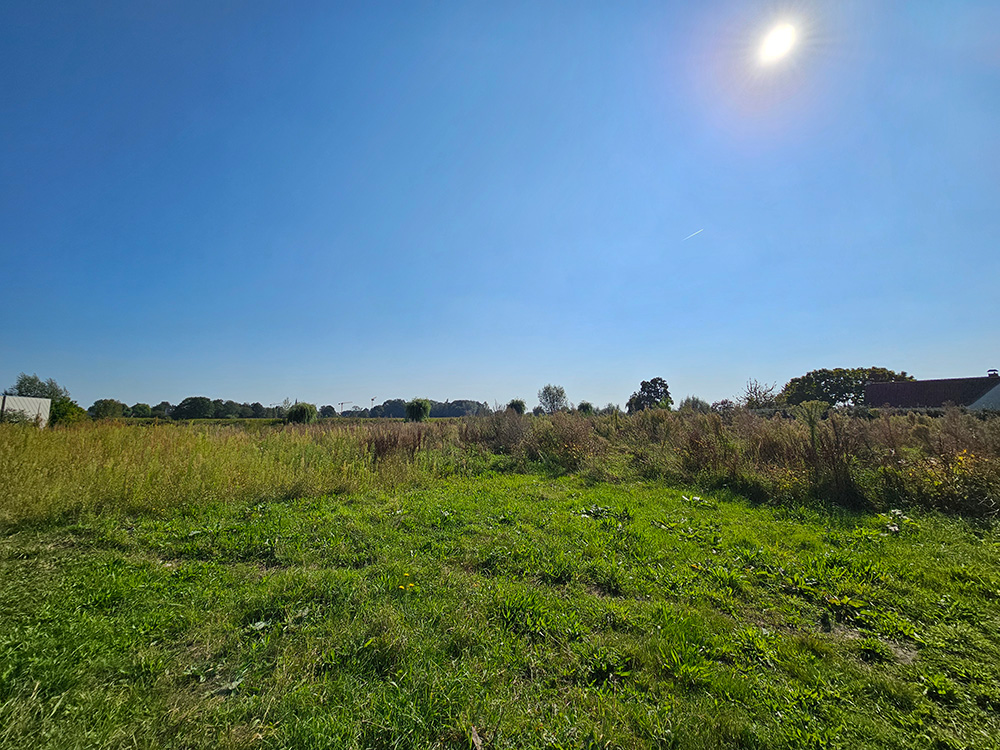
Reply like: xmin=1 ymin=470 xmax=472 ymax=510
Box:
xmin=1 ymin=411 xmax=999 ymax=748
xmin=286 ymin=402 xmax=318 ymax=424
xmin=405 ymin=399 xmax=433 ymax=423
xmin=463 ymin=407 xmax=999 ymax=517
xmin=2 ymin=408 xmax=998 ymax=525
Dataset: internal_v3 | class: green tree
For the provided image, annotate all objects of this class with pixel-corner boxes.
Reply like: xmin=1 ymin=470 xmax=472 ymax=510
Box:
xmin=49 ymin=398 xmax=89 ymax=425
xmin=780 ymin=367 xmax=914 ymax=406
xmin=89 ymin=399 xmax=127 ymax=419
xmin=405 ymin=399 xmax=432 ymax=422
xmin=5 ymin=373 xmax=71 ymax=401
xmin=319 ymin=405 xmax=337 ymax=418
xmin=286 ymin=402 xmax=318 ymax=424
xmin=537 ymin=384 xmax=568 ymax=414
xmin=151 ymin=401 xmax=173 ymax=419
xmin=172 ymin=396 xmax=214 ymax=420
xmin=506 ymin=399 xmax=526 ymax=415
xmin=626 ymin=378 xmax=672 ymax=414
xmin=3 ymin=374 xmax=92 ymax=426
xmin=576 ymin=400 xmax=595 ymax=415
xmin=214 ymin=400 xmax=238 ymax=418
xmin=130 ymin=403 xmax=152 ymax=418
xmin=371 ymin=399 xmax=407 ymax=419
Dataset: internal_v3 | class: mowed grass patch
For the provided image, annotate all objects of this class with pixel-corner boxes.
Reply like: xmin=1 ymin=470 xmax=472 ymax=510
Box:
xmin=2 ymin=474 xmax=999 ymax=749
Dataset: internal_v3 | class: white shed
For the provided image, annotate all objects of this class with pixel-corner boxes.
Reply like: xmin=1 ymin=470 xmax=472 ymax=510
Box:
xmin=0 ymin=395 xmax=51 ymax=427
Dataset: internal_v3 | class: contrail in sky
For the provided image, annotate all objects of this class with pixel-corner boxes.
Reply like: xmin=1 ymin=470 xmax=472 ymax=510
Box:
xmin=682 ymin=229 xmax=704 ymax=241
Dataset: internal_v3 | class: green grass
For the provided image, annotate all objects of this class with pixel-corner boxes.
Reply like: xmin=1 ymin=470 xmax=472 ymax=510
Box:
xmin=3 ymin=469 xmax=999 ymax=749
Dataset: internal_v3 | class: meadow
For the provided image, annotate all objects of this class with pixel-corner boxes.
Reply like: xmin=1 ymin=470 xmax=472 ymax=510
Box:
xmin=1 ymin=411 xmax=999 ymax=749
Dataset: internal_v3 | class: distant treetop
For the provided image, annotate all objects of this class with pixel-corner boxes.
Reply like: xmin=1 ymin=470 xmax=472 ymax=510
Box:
xmin=626 ymin=378 xmax=672 ymax=414
xmin=781 ymin=367 xmax=914 ymax=407
xmin=538 ymin=384 xmax=569 ymax=414
xmin=4 ymin=373 xmax=70 ymax=401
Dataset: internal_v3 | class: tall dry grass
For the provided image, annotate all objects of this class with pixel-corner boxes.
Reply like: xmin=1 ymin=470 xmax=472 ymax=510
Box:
xmin=0 ymin=421 xmax=471 ymax=526
xmin=459 ymin=407 xmax=1000 ymax=515
xmin=3 ymin=408 xmax=998 ymax=526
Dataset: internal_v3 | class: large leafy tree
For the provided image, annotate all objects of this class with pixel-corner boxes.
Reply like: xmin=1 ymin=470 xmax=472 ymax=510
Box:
xmin=430 ymin=400 xmax=489 ymax=417
xmin=4 ymin=373 xmax=87 ymax=426
xmin=212 ymin=399 xmax=244 ymax=419
xmin=151 ymin=401 xmax=174 ymax=419
xmin=172 ymin=396 xmax=214 ymax=420
xmin=780 ymin=367 xmax=914 ymax=406
xmin=89 ymin=399 xmax=127 ymax=419
xmin=537 ymin=384 xmax=569 ymax=414
xmin=5 ymin=373 xmax=70 ymax=400
xmin=626 ymin=377 xmax=673 ymax=414
xmin=371 ymin=399 xmax=407 ymax=419
xmin=130 ymin=403 xmax=152 ymax=418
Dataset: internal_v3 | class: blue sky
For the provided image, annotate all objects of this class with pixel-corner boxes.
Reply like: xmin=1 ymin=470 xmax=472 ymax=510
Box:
xmin=3 ymin=1 xmax=998 ymax=410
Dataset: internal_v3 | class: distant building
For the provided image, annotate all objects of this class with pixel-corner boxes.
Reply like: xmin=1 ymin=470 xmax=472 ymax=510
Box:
xmin=865 ymin=370 xmax=1000 ymax=410
xmin=0 ymin=395 xmax=52 ymax=427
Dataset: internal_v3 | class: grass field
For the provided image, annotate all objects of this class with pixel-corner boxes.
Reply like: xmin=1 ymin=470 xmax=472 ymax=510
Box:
xmin=2 ymin=419 xmax=999 ymax=749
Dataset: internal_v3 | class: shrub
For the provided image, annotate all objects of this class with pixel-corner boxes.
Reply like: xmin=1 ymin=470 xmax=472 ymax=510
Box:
xmin=506 ymin=399 xmax=526 ymax=415
xmin=526 ymin=412 xmax=599 ymax=473
xmin=0 ymin=409 xmax=34 ymax=425
xmin=286 ymin=402 xmax=318 ymax=424
xmin=405 ymin=399 xmax=432 ymax=423
xmin=49 ymin=398 xmax=90 ymax=426
xmin=678 ymin=396 xmax=711 ymax=414
xmin=460 ymin=409 xmax=529 ymax=458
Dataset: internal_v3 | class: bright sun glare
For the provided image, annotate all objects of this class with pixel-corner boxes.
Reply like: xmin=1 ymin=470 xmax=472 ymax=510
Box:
xmin=759 ymin=22 xmax=797 ymax=65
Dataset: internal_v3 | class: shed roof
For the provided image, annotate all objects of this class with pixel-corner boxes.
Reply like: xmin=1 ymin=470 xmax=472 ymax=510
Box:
xmin=865 ymin=377 xmax=1000 ymax=409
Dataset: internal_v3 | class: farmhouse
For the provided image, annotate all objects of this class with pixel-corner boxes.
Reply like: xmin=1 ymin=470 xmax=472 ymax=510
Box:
xmin=865 ymin=370 xmax=1000 ymax=410
xmin=0 ymin=395 xmax=52 ymax=427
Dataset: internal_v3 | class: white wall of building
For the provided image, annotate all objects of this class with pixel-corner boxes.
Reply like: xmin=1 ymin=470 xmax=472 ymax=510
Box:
xmin=970 ymin=382 xmax=1000 ymax=411
xmin=0 ymin=395 xmax=51 ymax=427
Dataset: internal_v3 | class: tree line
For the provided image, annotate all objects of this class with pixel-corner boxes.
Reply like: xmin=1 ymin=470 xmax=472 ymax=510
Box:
xmin=3 ymin=366 xmax=915 ymax=427
xmin=90 ymin=396 xmax=492 ymax=421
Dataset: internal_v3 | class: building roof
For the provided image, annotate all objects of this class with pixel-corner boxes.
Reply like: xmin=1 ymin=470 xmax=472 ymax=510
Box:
xmin=865 ymin=376 xmax=1000 ymax=409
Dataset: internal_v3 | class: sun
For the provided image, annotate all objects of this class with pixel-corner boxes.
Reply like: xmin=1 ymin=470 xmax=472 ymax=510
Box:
xmin=759 ymin=22 xmax=797 ymax=65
